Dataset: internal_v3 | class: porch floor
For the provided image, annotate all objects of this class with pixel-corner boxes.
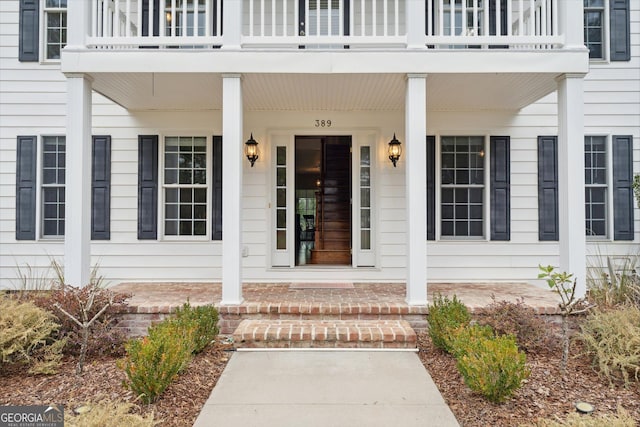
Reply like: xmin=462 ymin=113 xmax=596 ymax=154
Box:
xmin=109 ymin=282 xmax=562 ymax=336
xmin=110 ymin=281 xmax=561 ymax=313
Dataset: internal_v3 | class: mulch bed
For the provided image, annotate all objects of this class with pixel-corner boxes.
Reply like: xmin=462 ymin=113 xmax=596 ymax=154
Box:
xmin=417 ymin=331 xmax=640 ymax=426
xmin=0 ymin=340 xmax=233 ymax=426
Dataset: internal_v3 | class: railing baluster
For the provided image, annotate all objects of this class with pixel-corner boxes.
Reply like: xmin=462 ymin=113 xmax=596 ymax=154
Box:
xmin=472 ymin=0 xmax=478 ymax=36
xmin=495 ymin=0 xmax=500 ymax=36
xmin=148 ymin=0 xmax=154 ymax=36
xmin=294 ymin=0 xmax=299 ymax=36
xmin=205 ymin=0 xmax=211 ymax=36
xmin=103 ymin=0 xmax=109 ymax=37
xmin=394 ymin=0 xmax=399 ymax=37
xmin=506 ymin=0 xmax=511 ymax=36
xmin=316 ymin=0 xmax=320 ymax=36
xmin=114 ymin=0 xmax=120 ymax=36
xmin=261 ymin=0 xmax=265 ymax=37
xmin=349 ymin=0 xmax=354 ymax=37
xmin=427 ymin=0 xmax=432 ymax=36
xmin=272 ymin=0 xmax=276 ymax=37
xmin=182 ymin=0 xmax=187 ymax=36
xmin=194 ymin=0 xmax=199 ymax=36
xmin=461 ymin=0 xmax=466 ymax=35
xmin=126 ymin=0 xmax=131 ymax=36
xmin=137 ymin=0 xmax=142 ymax=37
xmin=383 ymin=0 xmax=387 ymax=37
xmin=249 ymin=0 xmax=254 ymax=37
xmin=328 ymin=0 xmax=332 ymax=36
xmin=540 ymin=0 xmax=547 ymax=36
xmin=160 ymin=0 xmax=166 ymax=36
xmin=372 ymin=0 xmax=376 ymax=36
xmin=92 ymin=0 xmax=97 ymax=37
xmin=450 ymin=0 xmax=455 ymax=36
xmin=483 ymin=0 xmax=489 ymax=36
xmin=360 ymin=0 xmax=364 ymax=36
xmin=339 ymin=0 xmax=343 ymax=37
xmin=305 ymin=0 xmax=309 ymax=36
xmin=518 ymin=0 xmax=524 ymax=36
xmin=283 ymin=0 xmax=288 ymax=37
xmin=552 ymin=0 xmax=558 ymax=36
xmin=529 ymin=0 xmax=534 ymax=35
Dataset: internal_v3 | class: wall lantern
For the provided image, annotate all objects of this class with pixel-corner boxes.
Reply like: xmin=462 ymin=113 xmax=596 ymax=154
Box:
xmin=245 ymin=133 xmax=259 ymax=167
xmin=388 ymin=133 xmax=402 ymax=167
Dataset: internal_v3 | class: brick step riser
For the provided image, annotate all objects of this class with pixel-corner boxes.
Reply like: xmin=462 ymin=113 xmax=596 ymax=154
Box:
xmin=219 ymin=312 xmax=428 ymax=335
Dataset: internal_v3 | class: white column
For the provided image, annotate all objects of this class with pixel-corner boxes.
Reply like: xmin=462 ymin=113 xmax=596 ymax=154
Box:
xmin=406 ymin=0 xmax=426 ymax=49
xmin=64 ymin=74 xmax=93 ymax=287
xmin=222 ymin=0 xmax=242 ymax=48
xmin=558 ymin=0 xmax=584 ymax=49
xmin=556 ymin=73 xmax=587 ymax=297
xmin=221 ymin=74 xmax=243 ymax=304
xmin=405 ymin=74 xmax=428 ymax=305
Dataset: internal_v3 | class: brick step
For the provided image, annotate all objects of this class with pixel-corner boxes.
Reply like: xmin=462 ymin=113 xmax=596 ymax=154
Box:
xmin=232 ymin=319 xmax=417 ymax=349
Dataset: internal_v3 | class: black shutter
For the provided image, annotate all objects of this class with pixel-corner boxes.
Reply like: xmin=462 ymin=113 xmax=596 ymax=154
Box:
xmin=490 ymin=136 xmax=510 ymax=241
xmin=612 ymin=135 xmax=634 ymax=240
xmin=538 ymin=136 xmax=559 ymax=241
xmin=212 ymin=136 xmax=223 ymax=240
xmin=19 ymin=0 xmax=39 ymax=62
xmin=426 ymin=136 xmax=436 ymax=240
xmin=91 ymin=136 xmax=111 ymax=240
xmin=610 ymin=0 xmax=630 ymax=61
xmin=16 ymin=136 xmax=37 ymax=240
xmin=138 ymin=135 xmax=158 ymax=240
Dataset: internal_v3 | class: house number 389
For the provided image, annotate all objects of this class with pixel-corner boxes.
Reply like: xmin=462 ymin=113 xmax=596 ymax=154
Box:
xmin=315 ymin=120 xmax=332 ymax=127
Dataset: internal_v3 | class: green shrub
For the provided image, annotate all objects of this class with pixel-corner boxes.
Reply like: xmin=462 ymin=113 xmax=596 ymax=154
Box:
xmin=532 ymin=406 xmax=636 ymax=427
xmin=173 ymin=302 xmax=219 ymax=354
xmin=428 ymin=294 xmax=471 ymax=353
xmin=456 ymin=334 xmax=529 ymax=403
xmin=477 ymin=297 xmax=556 ymax=354
xmin=576 ymin=306 xmax=640 ymax=386
xmin=0 ymin=297 xmax=64 ymax=374
xmin=120 ymin=320 xmax=195 ymax=404
xmin=450 ymin=324 xmax=494 ymax=359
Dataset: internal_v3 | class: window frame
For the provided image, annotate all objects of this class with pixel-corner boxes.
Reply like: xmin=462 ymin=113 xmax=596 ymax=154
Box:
xmin=583 ymin=0 xmax=610 ymax=62
xmin=41 ymin=0 xmax=67 ymax=62
xmin=159 ymin=134 xmax=212 ymax=241
xmin=585 ymin=134 xmax=614 ymax=240
xmin=38 ymin=135 xmax=66 ymax=240
xmin=438 ymin=135 xmax=489 ymax=241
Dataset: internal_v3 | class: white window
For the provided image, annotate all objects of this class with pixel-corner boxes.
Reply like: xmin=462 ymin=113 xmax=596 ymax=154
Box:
xmin=308 ymin=0 xmax=341 ymax=36
xmin=41 ymin=136 xmax=65 ymax=237
xmin=162 ymin=136 xmax=208 ymax=237
xmin=442 ymin=0 xmax=486 ymax=36
xmin=584 ymin=135 xmax=608 ymax=237
xmin=584 ymin=0 xmax=606 ymax=60
xmin=440 ymin=136 xmax=485 ymax=238
xmin=43 ymin=0 xmax=67 ymax=60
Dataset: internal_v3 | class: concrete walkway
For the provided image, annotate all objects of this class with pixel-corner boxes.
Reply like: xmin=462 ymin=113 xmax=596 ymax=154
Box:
xmin=193 ymin=350 xmax=460 ymax=427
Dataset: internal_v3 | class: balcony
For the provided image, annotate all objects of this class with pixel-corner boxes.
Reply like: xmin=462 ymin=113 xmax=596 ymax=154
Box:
xmin=64 ymin=1 xmax=586 ymax=112
xmin=85 ymin=0 xmax=563 ymax=50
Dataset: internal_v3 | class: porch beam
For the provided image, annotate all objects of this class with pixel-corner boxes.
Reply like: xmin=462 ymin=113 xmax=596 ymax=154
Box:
xmin=405 ymin=73 xmax=428 ymax=305
xmin=221 ymin=74 xmax=244 ymax=304
xmin=64 ymin=74 xmax=93 ymax=287
xmin=556 ymin=73 xmax=587 ymax=297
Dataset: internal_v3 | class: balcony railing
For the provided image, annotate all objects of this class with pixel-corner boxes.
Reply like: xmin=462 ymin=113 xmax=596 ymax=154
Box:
xmin=85 ymin=0 xmax=563 ymax=50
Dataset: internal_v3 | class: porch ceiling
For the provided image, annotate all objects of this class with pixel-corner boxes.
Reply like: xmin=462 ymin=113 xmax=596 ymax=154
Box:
xmin=90 ymin=72 xmax=558 ymax=112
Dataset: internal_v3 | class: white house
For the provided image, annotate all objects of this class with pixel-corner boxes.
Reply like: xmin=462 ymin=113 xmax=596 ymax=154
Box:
xmin=0 ymin=0 xmax=638 ymax=305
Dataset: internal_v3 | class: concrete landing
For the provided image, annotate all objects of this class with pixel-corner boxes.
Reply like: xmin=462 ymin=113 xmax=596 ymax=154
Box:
xmin=193 ymin=351 xmax=460 ymax=427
